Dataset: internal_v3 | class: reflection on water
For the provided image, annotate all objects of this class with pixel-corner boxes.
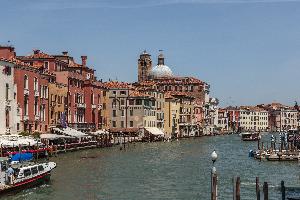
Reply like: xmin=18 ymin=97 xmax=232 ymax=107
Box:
xmin=4 ymin=134 xmax=300 ymax=200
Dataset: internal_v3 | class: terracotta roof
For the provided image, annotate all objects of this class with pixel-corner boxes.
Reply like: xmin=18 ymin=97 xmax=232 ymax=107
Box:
xmin=0 ymin=57 xmax=30 ymax=67
xmin=23 ymin=50 xmax=54 ymax=59
xmin=103 ymin=81 xmax=132 ymax=89
xmin=240 ymin=106 xmax=267 ymax=112
xmin=129 ymin=90 xmax=151 ymax=98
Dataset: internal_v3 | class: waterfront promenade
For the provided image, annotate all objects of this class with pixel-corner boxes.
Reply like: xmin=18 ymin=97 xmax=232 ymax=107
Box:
xmin=3 ymin=133 xmax=300 ymax=200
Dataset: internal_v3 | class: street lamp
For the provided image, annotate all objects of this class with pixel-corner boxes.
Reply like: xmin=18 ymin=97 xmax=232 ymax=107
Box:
xmin=211 ymin=150 xmax=218 ymax=200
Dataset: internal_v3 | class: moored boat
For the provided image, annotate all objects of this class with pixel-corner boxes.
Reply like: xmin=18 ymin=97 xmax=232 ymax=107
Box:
xmin=241 ymin=132 xmax=261 ymax=141
xmin=0 ymin=157 xmax=56 ymax=195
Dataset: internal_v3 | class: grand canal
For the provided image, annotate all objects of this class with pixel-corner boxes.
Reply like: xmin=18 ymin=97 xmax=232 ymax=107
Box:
xmin=4 ymin=134 xmax=300 ymax=200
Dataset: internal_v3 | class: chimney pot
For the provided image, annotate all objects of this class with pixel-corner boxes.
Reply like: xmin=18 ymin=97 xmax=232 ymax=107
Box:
xmin=33 ymin=49 xmax=40 ymax=54
xmin=81 ymin=56 xmax=87 ymax=67
xmin=62 ymin=51 xmax=68 ymax=56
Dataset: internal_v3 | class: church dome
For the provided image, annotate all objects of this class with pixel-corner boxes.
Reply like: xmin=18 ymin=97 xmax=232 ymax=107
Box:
xmin=150 ymin=64 xmax=173 ymax=78
xmin=149 ymin=51 xmax=173 ymax=78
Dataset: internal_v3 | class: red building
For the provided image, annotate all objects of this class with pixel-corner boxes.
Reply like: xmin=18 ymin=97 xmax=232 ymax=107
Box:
xmin=225 ymin=106 xmax=240 ymax=132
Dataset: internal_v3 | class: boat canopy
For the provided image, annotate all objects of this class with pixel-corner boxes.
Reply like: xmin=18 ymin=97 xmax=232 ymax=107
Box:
xmin=11 ymin=153 xmax=33 ymax=162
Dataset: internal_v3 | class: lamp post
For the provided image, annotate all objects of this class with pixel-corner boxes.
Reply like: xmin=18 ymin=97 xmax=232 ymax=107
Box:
xmin=211 ymin=150 xmax=218 ymax=200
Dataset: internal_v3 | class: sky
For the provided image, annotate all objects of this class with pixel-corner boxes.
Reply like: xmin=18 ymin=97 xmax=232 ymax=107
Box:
xmin=1 ymin=0 xmax=300 ymax=107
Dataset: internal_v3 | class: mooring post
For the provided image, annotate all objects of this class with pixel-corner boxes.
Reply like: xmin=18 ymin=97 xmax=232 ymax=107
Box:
xmin=236 ymin=177 xmax=240 ymax=200
xmin=233 ymin=177 xmax=235 ymax=200
xmin=256 ymin=177 xmax=260 ymax=200
xmin=211 ymin=150 xmax=218 ymax=200
xmin=281 ymin=181 xmax=285 ymax=200
xmin=263 ymin=182 xmax=268 ymax=200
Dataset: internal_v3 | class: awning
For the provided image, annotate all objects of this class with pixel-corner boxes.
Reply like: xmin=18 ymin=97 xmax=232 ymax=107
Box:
xmin=90 ymin=130 xmax=108 ymax=135
xmin=62 ymin=127 xmax=89 ymax=138
xmin=40 ymin=134 xmax=73 ymax=140
xmin=145 ymin=127 xmax=165 ymax=136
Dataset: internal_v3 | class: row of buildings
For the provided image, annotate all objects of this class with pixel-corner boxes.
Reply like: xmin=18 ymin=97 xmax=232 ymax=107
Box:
xmin=0 ymin=46 xmax=219 ymax=138
xmin=217 ymin=103 xmax=299 ymax=132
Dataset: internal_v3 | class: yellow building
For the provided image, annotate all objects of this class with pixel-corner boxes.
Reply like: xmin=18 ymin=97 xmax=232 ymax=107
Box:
xmin=48 ymin=82 xmax=68 ymax=128
xmin=164 ymin=93 xmax=180 ymax=139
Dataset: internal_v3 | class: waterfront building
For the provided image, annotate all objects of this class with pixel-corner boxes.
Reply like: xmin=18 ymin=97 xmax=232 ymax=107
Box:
xmin=104 ymin=81 xmax=162 ymax=137
xmin=48 ymin=82 xmax=68 ymax=128
xmin=258 ymin=103 xmax=298 ymax=132
xmin=225 ymin=106 xmax=240 ymax=132
xmin=0 ymin=50 xmax=21 ymax=134
xmin=164 ymin=93 xmax=180 ymax=138
xmin=135 ymin=51 xmax=217 ymax=135
xmin=217 ymin=109 xmax=229 ymax=132
xmin=239 ymin=106 xmax=269 ymax=132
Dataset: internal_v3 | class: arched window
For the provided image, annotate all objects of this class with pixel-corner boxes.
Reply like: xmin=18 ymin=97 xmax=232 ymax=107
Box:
xmin=24 ymin=75 xmax=29 ymax=89
xmin=34 ymin=77 xmax=38 ymax=91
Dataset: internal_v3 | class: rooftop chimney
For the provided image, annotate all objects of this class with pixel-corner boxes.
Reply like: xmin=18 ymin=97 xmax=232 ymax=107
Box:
xmin=62 ymin=51 xmax=68 ymax=56
xmin=33 ymin=49 xmax=40 ymax=54
xmin=0 ymin=46 xmax=16 ymax=59
xmin=81 ymin=56 xmax=87 ymax=67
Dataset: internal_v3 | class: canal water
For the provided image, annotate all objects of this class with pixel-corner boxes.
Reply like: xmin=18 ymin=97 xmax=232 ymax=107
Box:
xmin=4 ymin=134 xmax=300 ymax=200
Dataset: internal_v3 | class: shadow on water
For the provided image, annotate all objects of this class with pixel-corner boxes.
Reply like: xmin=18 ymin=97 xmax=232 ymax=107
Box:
xmin=4 ymin=134 xmax=300 ymax=200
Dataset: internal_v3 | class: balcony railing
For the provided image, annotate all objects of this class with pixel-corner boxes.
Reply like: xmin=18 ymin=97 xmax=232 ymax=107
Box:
xmin=24 ymin=89 xmax=29 ymax=95
xmin=77 ymin=103 xmax=86 ymax=108
xmin=23 ymin=115 xmax=29 ymax=121
xmin=34 ymin=90 xmax=39 ymax=97
xmin=91 ymin=104 xmax=97 ymax=109
xmin=35 ymin=115 xmax=40 ymax=121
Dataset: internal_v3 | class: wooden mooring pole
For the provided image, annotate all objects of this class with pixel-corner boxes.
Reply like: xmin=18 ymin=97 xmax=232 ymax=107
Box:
xmin=263 ymin=182 xmax=268 ymax=200
xmin=211 ymin=172 xmax=217 ymax=200
xmin=256 ymin=177 xmax=260 ymax=200
xmin=281 ymin=181 xmax=285 ymax=200
xmin=236 ymin=177 xmax=240 ymax=200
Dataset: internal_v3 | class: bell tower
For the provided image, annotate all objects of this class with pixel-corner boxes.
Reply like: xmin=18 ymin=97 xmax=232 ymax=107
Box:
xmin=138 ymin=50 xmax=152 ymax=82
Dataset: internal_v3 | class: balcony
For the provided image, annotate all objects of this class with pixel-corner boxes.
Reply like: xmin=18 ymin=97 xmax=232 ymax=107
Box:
xmin=35 ymin=115 xmax=40 ymax=121
xmin=24 ymin=89 xmax=29 ymax=95
xmin=23 ymin=115 xmax=29 ymax=121
xmin=92 ymin=104 xmax=97 ymax=109
xmin=34 ymin=90 xmax=39 ymax=97
xmin=5 ymin=100 xmax=11 ymax=110
xmin=77 ymin=103 xmax=86 ymax=108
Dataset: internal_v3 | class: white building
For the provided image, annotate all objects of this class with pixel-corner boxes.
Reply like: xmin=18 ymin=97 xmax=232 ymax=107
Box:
xmin=239 ymin=106 xmax=268 ymax=132
xmin=0 ymin=60 xmax=21 ymax=134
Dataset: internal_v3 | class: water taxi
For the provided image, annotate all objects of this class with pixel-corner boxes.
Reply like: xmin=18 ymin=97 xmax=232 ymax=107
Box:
xmin=0 ymin=157 xmax=56 ymax=195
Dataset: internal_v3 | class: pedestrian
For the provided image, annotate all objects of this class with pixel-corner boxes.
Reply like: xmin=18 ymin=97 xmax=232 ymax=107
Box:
xmin=6 ymin=165 xmax=14 ymax=185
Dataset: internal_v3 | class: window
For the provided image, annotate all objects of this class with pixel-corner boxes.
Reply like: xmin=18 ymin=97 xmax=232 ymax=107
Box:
xmin=130 ymin=121 xmax=133 ymax=127
xmin=24 ymin=75 xmax=29 ymax=89
xmin=129 ymin=99 xmax=134 ymax=105
xmin=34 ymin=97 xmax=38 ymax=115
xmin=120 ymin=91 xmax=126 ymax=95
xmin=103 ymin=91 xmax=106 ymax=96
xmin=5 ymin=83 xmax=9 ymax=101
xmin=112 ymin=91 xmax=117 ymax=95
xmin=24 ymin=96 xmax=29 ymax=116
xmin=44 ymin=61 xmax=49 ymax=70
xmin=120 ymin=99 xmax=125 ymax=106
xmin=130 ymin=110 xmax=133 ymax=116
xmin=34 ymin=78 xmax=38 ymax=91
xmin=31 ymin=167 xmax=38 ymax=175
xmin=121 ymin=121 xmax=124 ymax=128
xmin=121 ymin=110 xmax=125 ymax=117
xmin=24 ymin=169 xmax=31 ymax=177
xmin=112 ymin=121 xmax=116 ymax=127
xmin=113 ymin=110 xmax=117 ymax=117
